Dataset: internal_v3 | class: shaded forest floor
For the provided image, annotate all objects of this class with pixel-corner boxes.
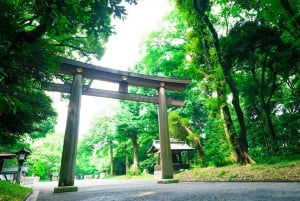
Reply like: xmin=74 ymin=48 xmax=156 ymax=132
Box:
xmin=174 ymin=160 xmax=300 ymax=182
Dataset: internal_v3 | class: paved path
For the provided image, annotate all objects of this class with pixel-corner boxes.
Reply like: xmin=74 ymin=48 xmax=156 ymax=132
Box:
xmin=28 ymin=179 xmax=300 ymax=201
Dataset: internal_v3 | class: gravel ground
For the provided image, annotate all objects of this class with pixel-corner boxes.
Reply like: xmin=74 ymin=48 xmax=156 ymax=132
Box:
xmin=29 ymin=179 xmax=300 ymax=201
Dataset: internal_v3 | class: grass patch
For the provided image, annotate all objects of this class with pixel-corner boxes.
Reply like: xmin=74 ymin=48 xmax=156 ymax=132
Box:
xmin=218 ymin=170 xmax=226 ymax=177
xmin=0 ymin=181 xmax=32 ymax=201
xmin=175 ymin=159 xmax=300 ymax=182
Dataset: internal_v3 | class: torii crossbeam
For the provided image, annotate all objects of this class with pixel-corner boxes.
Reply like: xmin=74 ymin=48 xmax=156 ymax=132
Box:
xmin=49 ymin=59 xmax=190 ymax=192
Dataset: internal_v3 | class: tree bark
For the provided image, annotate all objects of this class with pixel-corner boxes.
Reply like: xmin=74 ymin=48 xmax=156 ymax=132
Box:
xmin=223 ymin=67 xmax=248 ymax=151
xmin=258 ymin=65 xmax=277 ymax=140
xmin=184 ymin=126 xmax=205 ymax=161
xmin=125 ymin=146 xmax=129 ymax=175
xmin=131 ymin=133 xmax=139 ymax=175
xmin=218 ymin=82 xmax=255 ymax=164
xmin=109 ymin=142 xmax=114 ymax=175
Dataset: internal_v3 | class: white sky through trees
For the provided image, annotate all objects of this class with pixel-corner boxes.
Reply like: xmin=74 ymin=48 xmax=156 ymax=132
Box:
xmin=52 ymin=0 xmax=173 ymax=136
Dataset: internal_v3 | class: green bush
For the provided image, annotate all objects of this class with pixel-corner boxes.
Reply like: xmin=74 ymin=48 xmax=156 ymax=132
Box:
xmin=139 ymin=155 xmax=157 ymax=174
xmin=31 ymin=160 xmax=46 ymax=180
xmin=128 ymin=166 xmax=141 ymax=176
xmin=0 ymin=180 xmax=31 ymax=201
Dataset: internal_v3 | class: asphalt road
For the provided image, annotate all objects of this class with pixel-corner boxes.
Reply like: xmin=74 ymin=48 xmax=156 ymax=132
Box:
xmin=30 ymin=179 xmax=300 ymax=201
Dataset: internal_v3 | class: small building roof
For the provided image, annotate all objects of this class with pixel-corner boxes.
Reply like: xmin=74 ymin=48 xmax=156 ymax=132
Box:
xmin=0 ymin=152 xmax=16 ymax=159
xmin=147 ymin=140 xmax=194 ymax=154
xmin=15 ymin=147 xmax=31 ymax=155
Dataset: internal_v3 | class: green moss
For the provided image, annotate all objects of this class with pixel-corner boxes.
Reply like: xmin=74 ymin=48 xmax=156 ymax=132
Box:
xmin=54 ymin=186 xmax=78 ymax=193
xmin=218 ymin=170 xmax=226 ymax=177
xmin=228 ymin=173 xmax=237 ymax=180
xmin=174 ymin=159 xmax=300 ymax=181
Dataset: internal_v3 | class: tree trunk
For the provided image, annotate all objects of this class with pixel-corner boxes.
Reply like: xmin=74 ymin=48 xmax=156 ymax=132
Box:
xmin=192 ymin=0 xmax=254 ymax=164
xmin=280 ymin=0 xmax=300 ymax=30
xmin=184 ymin=126 xmax=205 ymax=161
xmin=223 ymin=67 xmax=248 ymax=151
xmin=109 ymin=142 xmax=113 ymax=176
xmin=125 ymin=146 xmax=129 ymax=175
xmin=217 ymin=81 xmax=255 ymax=164
xmin=262 ymin=103 xmax=277 ymax=141
xmin=250 ymin=64 xmax=277 ymax=146
xmin=131 ymin=133 xmax=139 ymax=175
xmin=259 ymin=65 xmax=277 ymax=140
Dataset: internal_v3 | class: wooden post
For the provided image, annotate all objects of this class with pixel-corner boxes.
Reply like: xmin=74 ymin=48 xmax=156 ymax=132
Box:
xmin=16 ymin=161 xmax=23 ymax=184
xmin=55 ymin=70 xmax=82 ymax=193
xmin=119 ymin=80 xmax=128 ymax=93
xmin=157 ymin=82 xmax=174 ymax=181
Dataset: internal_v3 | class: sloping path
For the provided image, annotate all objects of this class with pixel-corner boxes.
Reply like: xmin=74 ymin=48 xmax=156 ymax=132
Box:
xmin=28 ymin=179 xmax=300 ymax=201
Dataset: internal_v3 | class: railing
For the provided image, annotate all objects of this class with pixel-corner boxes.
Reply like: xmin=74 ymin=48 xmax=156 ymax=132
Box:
xmin=0 ymin=166 xmax=28 ymax=182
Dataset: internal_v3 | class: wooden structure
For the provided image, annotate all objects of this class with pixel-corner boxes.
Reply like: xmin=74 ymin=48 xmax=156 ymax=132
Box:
xmin=148 ymin=140 xmax=194 ymax=171
xmin=0 ymin=152 xmax=16 ymax=172
xmin=48 ymin=59 xmax=190 ymax=192
xmin=0 ymin=151 xmax=28 ymax=182
xmin=0 ymin=152 xmax=17 ymax=181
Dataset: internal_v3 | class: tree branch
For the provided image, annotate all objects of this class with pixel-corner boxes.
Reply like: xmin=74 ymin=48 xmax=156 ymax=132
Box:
xmin=53 ymin=43 xmax=93 ymax=57
xmin=280 ymin=0 xmax=300 ymax=30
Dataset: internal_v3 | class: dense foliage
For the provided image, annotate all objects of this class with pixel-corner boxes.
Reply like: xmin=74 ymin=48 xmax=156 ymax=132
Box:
xmin=0 ymin=0 xmax=138 ymax=145
xmin=173 ymin=0 xmax=299 ymax=164
xmin=74 ymin=0 xmax=299 ymax=176
xmin=1 ymin=0 xmax=299 ymax=179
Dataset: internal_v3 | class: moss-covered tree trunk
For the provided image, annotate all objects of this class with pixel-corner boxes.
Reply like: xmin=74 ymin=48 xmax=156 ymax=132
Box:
xmin=218 ymin=82 xmax=255 ymax=164
xmin=192 ymin=0 xmax=254 ymax=164
xmin=223 ymin=67 xmax=248 ymax=151
xmin=125 ymin=145 xmax=129 ymax=175
xmin=184 ymin=126 xmax=205 ymax=161
xmin=131 ymin=133 xmax=139 ymax=175
xmin=109 ymin=142 xmax=114 ymax=175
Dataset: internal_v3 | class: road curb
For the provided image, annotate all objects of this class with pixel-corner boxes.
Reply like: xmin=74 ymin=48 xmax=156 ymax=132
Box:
xmin=25 ymin=190 xmax=39 ymax=201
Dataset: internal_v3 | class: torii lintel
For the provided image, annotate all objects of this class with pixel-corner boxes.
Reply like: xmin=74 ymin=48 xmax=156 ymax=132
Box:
xmin=59 ymin=59 xmax=190 ymax=92
xmin=49 ymin=59 xmax=190 ymax=106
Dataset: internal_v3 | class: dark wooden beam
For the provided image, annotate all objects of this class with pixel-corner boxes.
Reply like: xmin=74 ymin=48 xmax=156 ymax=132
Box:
xmin=58 ymin=59 xmax=190 ymax=92
xmin=47 ymin=83 xmax=184 ymax=107
xmin=119 ymin=81 xmax=128 ymax=93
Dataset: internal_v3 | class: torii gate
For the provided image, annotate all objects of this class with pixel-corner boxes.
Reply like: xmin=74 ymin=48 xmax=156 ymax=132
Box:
xmin=49 ymin=59 xmax=190 ymax=192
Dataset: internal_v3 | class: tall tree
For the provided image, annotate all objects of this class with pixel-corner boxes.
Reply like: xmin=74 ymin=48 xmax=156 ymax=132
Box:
xmin=136 ymin=9 xmax=211 ymax=165
xmin=222 ymin=20 xmax=300 ymax=155
xmin=116 ymin=101 xmax=141 ymax=175
xmin=175 ymin=0 xmax=254 ymax=164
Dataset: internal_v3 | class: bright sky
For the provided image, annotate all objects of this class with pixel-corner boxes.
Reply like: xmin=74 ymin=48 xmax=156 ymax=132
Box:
xmin=52 ymin=0 xmax=173 ymax=136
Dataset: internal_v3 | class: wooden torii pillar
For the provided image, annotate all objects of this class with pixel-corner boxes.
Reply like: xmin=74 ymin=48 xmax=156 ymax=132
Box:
xmin=54 ymin=70 xmax=82 ymax=193
xmin=49 ymin=59 xmax=190 ymax=192
xmin=157 ymin=82 xmax=173 ymax=181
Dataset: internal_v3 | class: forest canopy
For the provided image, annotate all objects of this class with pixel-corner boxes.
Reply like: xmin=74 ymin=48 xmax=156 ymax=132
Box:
xmin=0 ymin=0 xmax=138 ymax=146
